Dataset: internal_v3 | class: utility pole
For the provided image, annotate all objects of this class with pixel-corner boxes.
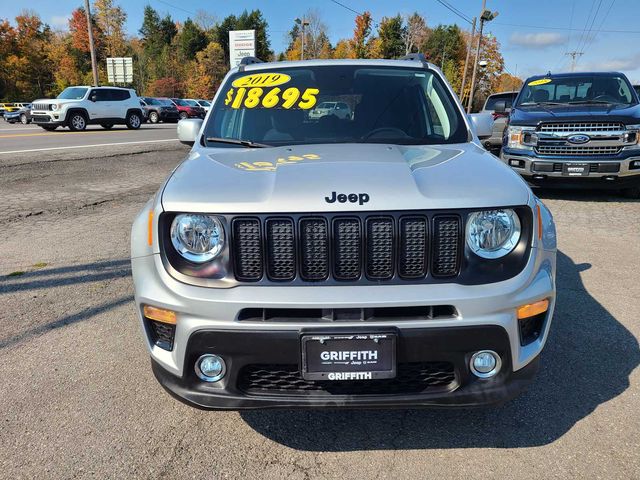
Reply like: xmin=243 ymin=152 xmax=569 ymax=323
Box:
xmin=459 ymin=16 xmax=477 ymax=101
xmin=565 ymin=51 xmax=583 ymax=72
xmin=84 ymin=0 xmax=99 ymax=86
xmin=295 ymin=17 xmax=310 ymax=60
xmin=467 ymin=1 xmax=498 ymax=113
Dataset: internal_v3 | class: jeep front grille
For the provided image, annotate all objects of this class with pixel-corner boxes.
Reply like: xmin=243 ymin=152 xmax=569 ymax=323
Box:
xmin=538 ymin=122 xmax=624 ymax=133
xmin=231 ymin=213 xmax=462 ymax=283
xmin=31 ymin=103 xmax=51 ymax=111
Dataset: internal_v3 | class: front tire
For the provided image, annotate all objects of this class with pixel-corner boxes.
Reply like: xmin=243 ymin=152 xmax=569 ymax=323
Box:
xmin=149 ymin=111 xmax=159 ymax=123
xmin=179 ymin=111 xmax=188 ymax=120
xmin=126 ymin=112 xmax=142 ymax=130
xmin=20 ymin=113 xmax=28 ymax=124
xmin=68 ymin=112 xmax=87 ymax=131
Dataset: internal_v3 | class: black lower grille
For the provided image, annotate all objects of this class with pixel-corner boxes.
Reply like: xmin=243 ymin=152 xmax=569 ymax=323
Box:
xmin=147 ymin=320 xmax=175 ymax=351
xmin=238 ymin=362 xmax=456 ymax=395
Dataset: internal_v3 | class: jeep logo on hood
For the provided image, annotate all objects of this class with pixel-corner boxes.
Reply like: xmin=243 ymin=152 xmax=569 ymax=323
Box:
xmin=325 ymin=191 xmax=370 ymax=205
xmin=567 ymin=134 xmax=590 ymax=144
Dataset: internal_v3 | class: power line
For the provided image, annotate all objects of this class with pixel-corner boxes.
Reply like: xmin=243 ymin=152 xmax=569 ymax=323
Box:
xmin=493 ymin=22 xmax=640 ymax=34
xmin=152 ymin=0 xmax=197 ymax=16
xmin=576 ymin=0 xmax=604 ymax=54
xmin=581 ymin=0 xmax=616 ymax=55
xmin=327 ymin=0 xmax=364 ymax=17
xmin=434 ymin=0 xmax=473 ymax=25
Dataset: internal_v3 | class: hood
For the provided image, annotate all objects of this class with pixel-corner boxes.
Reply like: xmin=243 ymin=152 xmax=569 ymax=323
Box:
xmin=510 ymin=103 xmax=640 ymax=127
xmin=161 ymin=143 xmax=530 ymax=213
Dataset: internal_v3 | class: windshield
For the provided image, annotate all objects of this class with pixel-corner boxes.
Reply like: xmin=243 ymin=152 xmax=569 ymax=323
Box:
xmin=184 ymin=100 xmax=199 ymax=106
xmin=516 ymin=75 xmax=636 ymax=106
xmin=143 ymin=97 xmax=160 ymax=105
xmin=174 ymin=99 xmax=190 ymax=106
xmin=157 ymin=99 xmax=173 ymax=106
xmin=198 ymin=100 xmax=210 ymax=106
xmin=57 ymin=87 xmax=88 ymax=100
xmin=205 ymin=65 xmax=467 ymax=147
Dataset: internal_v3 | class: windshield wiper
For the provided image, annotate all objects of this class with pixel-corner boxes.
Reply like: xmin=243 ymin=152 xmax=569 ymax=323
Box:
xmin=568 ymin=100 xmax=619 ymax=105
xmin=205 ymin=137 xmax=269 ymax=148
xmin=520 ymin=101 xmax=564 ymax=106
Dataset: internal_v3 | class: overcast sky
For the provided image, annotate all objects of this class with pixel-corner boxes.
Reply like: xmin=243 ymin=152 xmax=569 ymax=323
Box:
xmin=9 ymin=0 xmax=640 ymax=83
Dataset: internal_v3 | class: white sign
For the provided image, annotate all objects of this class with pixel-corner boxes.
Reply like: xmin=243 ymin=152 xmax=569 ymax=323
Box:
xmin=106 ymin=57 xmax=133 ymax=84
xmin=229 ymin=30 xmax=256 ymax=68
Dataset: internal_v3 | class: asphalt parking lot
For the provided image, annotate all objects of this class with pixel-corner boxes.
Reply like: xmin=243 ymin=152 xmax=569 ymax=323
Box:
xmin=0 ymin=120 xmax=179 ymax=155
xmin=0 ymin=136 xmax=639 ymax=478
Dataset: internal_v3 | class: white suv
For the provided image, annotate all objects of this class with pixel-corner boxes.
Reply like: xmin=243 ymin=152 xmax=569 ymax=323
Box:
xmin=31 ymin=86 xmax=144 ymax=131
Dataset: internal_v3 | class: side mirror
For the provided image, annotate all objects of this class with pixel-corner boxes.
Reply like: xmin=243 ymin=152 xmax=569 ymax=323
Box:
xmin=177 ymin=118 xmax=203 ymax=146
xmin=467 ymin=113 xmax=494 ymax=140
xmin=493 ymin=100 xmax=509 ymax=114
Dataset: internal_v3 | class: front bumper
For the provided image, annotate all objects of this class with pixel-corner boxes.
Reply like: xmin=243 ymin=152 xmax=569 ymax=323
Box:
xmin=501 ymin=148 xmax=640 ymax=188
xmin=151 ymin=327 xmax=541 ymax=409
xmin=132 ymin=228 xmax=556 ymax=409
xmin=31 ymin=112 xmax=64 ymax=125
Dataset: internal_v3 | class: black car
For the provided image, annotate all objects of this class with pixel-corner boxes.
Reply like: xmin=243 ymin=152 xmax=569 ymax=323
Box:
xmin=141 ymin=97 xmax=180 ymax=123
xmin=500 ymin=71 xmax=640 ymax=198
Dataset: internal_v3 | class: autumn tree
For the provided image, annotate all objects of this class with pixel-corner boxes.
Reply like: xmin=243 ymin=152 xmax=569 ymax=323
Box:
xmin=94 ymin=0 xmax=127 ymax=57
xmin=377 ymin=16 xmax=404 ymax=59
xmin=402 ymin=12 xmax=428 ymax=55
xmin=422 ymin=24 xmax=465 ymax=90
xmin=333 ymin=39 xmax=354 ymax=59
xmin=352 ymin=12 xmax=372 ymax=58
xmin=178 ymin=19 xmax=207 ymax=60
xmin=495 ymin=72 xmax=523 ymax=93
xmin=187 ymin=41 xmax=225 ymax=98
xmin=9 ymin=12 xmax=54 ymax=98
xmin=472 ymin=35 xmax=505 ymax=110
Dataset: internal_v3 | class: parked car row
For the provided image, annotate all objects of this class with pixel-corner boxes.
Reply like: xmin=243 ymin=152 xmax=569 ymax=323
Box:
xmin=20 ymin=86 xmax=212 ymax=131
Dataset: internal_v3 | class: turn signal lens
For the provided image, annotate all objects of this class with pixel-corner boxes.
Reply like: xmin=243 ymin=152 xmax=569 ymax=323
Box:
xmin=517 ymin=299 xmax=549 ymax=319
xmin=143 ymin=305 xmax=177 ymax=324
xmin=147 ymin=210 xmax=154 ymax=246
xmin=536 ymin=204 xmax=543 ymax=240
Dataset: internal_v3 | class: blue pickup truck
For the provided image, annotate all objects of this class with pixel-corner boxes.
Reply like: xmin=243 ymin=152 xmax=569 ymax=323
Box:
xmin=500 ymin=71 xmax=640 ymax=198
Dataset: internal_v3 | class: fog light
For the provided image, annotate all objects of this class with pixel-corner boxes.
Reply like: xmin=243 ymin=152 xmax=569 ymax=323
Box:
xmin=195 ymin=354 xmax=226 ymax=382
xmin=470 ymin=350 xmax=501 ymax=378
xmin=630 ymin=160 xmax=640 ymax=170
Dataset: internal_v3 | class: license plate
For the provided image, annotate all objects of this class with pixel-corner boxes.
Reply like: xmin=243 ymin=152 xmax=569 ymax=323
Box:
xmin=301 ymin=333 xmax=396 ymax=381
xmin=563 ymin=163 xmax=590 ymax=176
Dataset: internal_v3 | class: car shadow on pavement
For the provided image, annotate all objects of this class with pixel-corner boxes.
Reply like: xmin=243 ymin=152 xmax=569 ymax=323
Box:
xmin=241 ymin=250 xmax=640 ymax=450
xmin=0 ymin=259 xmax=130 ymax=293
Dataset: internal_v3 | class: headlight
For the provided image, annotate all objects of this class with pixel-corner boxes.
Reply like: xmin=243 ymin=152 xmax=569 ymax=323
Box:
xmin=506 ymin=126 xmax=536 ymax=150
xmin=170 ymin=214 xmax=225 ymax=263
xmin=51 ymin=104 xmax=58 ymax=111
xmin=624 ymin=124 xmax=640 ymax=148
xmin=466 ymin=209 xmax=521 ymax=259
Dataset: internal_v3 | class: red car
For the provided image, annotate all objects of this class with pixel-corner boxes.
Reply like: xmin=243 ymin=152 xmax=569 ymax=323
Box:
xmin=169 ymin=98 xmax=205 ymax=119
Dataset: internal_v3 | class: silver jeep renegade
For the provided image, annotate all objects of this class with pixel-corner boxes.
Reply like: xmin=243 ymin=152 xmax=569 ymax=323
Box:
xmin=131 ymin=56 xmax=557 ymax=409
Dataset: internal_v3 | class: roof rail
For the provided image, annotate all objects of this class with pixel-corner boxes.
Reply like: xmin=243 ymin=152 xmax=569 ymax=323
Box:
xmin=239 ymin=56 xmax=263 ymax=66
xmin=399 ymin=53 xmax=427 ymax=63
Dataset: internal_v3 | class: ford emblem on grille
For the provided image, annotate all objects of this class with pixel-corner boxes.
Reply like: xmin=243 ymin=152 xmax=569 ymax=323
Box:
xmin=567 ymin=134 xmax=590 ymax=144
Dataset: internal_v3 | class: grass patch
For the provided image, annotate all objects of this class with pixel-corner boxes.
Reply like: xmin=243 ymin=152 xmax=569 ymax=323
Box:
xmin=32 ymin=262 xmax=48 ymax=269
xmin=8 ymin=271 xmax=25 ymax=277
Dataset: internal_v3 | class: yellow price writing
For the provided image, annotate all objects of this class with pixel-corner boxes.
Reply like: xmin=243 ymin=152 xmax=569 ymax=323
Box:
xmin=224 ymin=87 xmax=319 ymax=110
